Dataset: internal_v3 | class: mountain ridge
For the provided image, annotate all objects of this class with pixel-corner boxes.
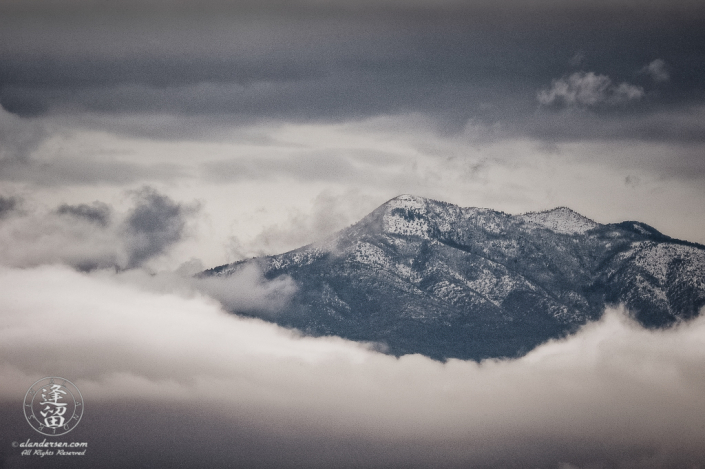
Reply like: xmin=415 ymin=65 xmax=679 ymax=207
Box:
xmin=204 ymin=195 xmax=705 ymax=360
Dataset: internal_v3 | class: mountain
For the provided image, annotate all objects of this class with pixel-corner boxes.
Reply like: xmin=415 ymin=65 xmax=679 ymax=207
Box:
xmin=204 ymin=195 xmax=705 ymax=361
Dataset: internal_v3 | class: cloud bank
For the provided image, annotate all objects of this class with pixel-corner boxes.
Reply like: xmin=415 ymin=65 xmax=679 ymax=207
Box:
xmin=0 ymin=187 xmax=196 ymax=270
xmin=1 ymin=265 xmax=705 ymax=468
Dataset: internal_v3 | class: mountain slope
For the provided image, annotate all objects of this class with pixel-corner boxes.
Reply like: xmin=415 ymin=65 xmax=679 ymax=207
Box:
xmin=204 ymin=195 xmax=705 ymax=361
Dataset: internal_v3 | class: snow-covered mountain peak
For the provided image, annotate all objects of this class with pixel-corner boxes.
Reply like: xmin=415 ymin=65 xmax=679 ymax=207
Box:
xmin=205 ymin=194 xmax=705 ymax=361
xmin=520 ymin=206 xmax=599 ymax=235
xmin=383 ymin=195 xmax=432 ymax=238
xmin=385 ymin=194 xmax=428 ymax=210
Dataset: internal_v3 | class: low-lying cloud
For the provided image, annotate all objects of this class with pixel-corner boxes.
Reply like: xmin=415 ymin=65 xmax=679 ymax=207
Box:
xmin=1 ymin=265 xmax=704 ymax=468
xmin=104 ymin=260 xmax=298 ymax=316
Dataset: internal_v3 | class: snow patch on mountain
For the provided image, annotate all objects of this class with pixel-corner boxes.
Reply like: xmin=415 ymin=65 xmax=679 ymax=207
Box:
xmin=634 ymin=243 xmax=705 ymax=285
xmin=383 ymin=195 xmax=432 ymax=239
xmin=352 ymin=242 xmax=390 ymax=270
xmin=520 ymin=207 xmax=599 ymax=234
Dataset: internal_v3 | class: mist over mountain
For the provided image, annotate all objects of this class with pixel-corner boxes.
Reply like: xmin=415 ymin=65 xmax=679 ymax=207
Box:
xmin=204 ymin=195 xmax=705 ymax=361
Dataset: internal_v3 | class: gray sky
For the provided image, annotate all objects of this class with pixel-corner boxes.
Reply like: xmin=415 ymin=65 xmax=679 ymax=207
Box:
xmin=1 ymin=1 xmax=705 ymax=466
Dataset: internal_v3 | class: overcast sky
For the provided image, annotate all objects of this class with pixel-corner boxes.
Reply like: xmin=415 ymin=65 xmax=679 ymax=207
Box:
xmin=1 ymin=1 xmax=705 ymax=467
xmin=0 ymin=0 xmax=704 ymax=265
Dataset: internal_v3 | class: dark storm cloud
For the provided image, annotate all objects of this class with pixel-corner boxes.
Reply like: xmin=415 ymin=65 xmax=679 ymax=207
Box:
xmin=3 ymin=0 xmax=705 ymax=15
xmin=0 ymin=0 xmax=703 ymax=143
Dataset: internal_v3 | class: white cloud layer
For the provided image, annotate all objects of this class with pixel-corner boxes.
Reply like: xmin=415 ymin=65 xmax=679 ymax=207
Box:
xmin=1 ymin=265 xmax=705 ymax=467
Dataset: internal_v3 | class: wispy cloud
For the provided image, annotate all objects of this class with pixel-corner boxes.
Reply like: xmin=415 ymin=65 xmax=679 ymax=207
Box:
xmin=537 ymin=71 xmax=644 ymax=107
xmin=640 ymin=58 xmax=670 ymax=83
xmin=226 ymin=189 xmax=380 ymax=259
